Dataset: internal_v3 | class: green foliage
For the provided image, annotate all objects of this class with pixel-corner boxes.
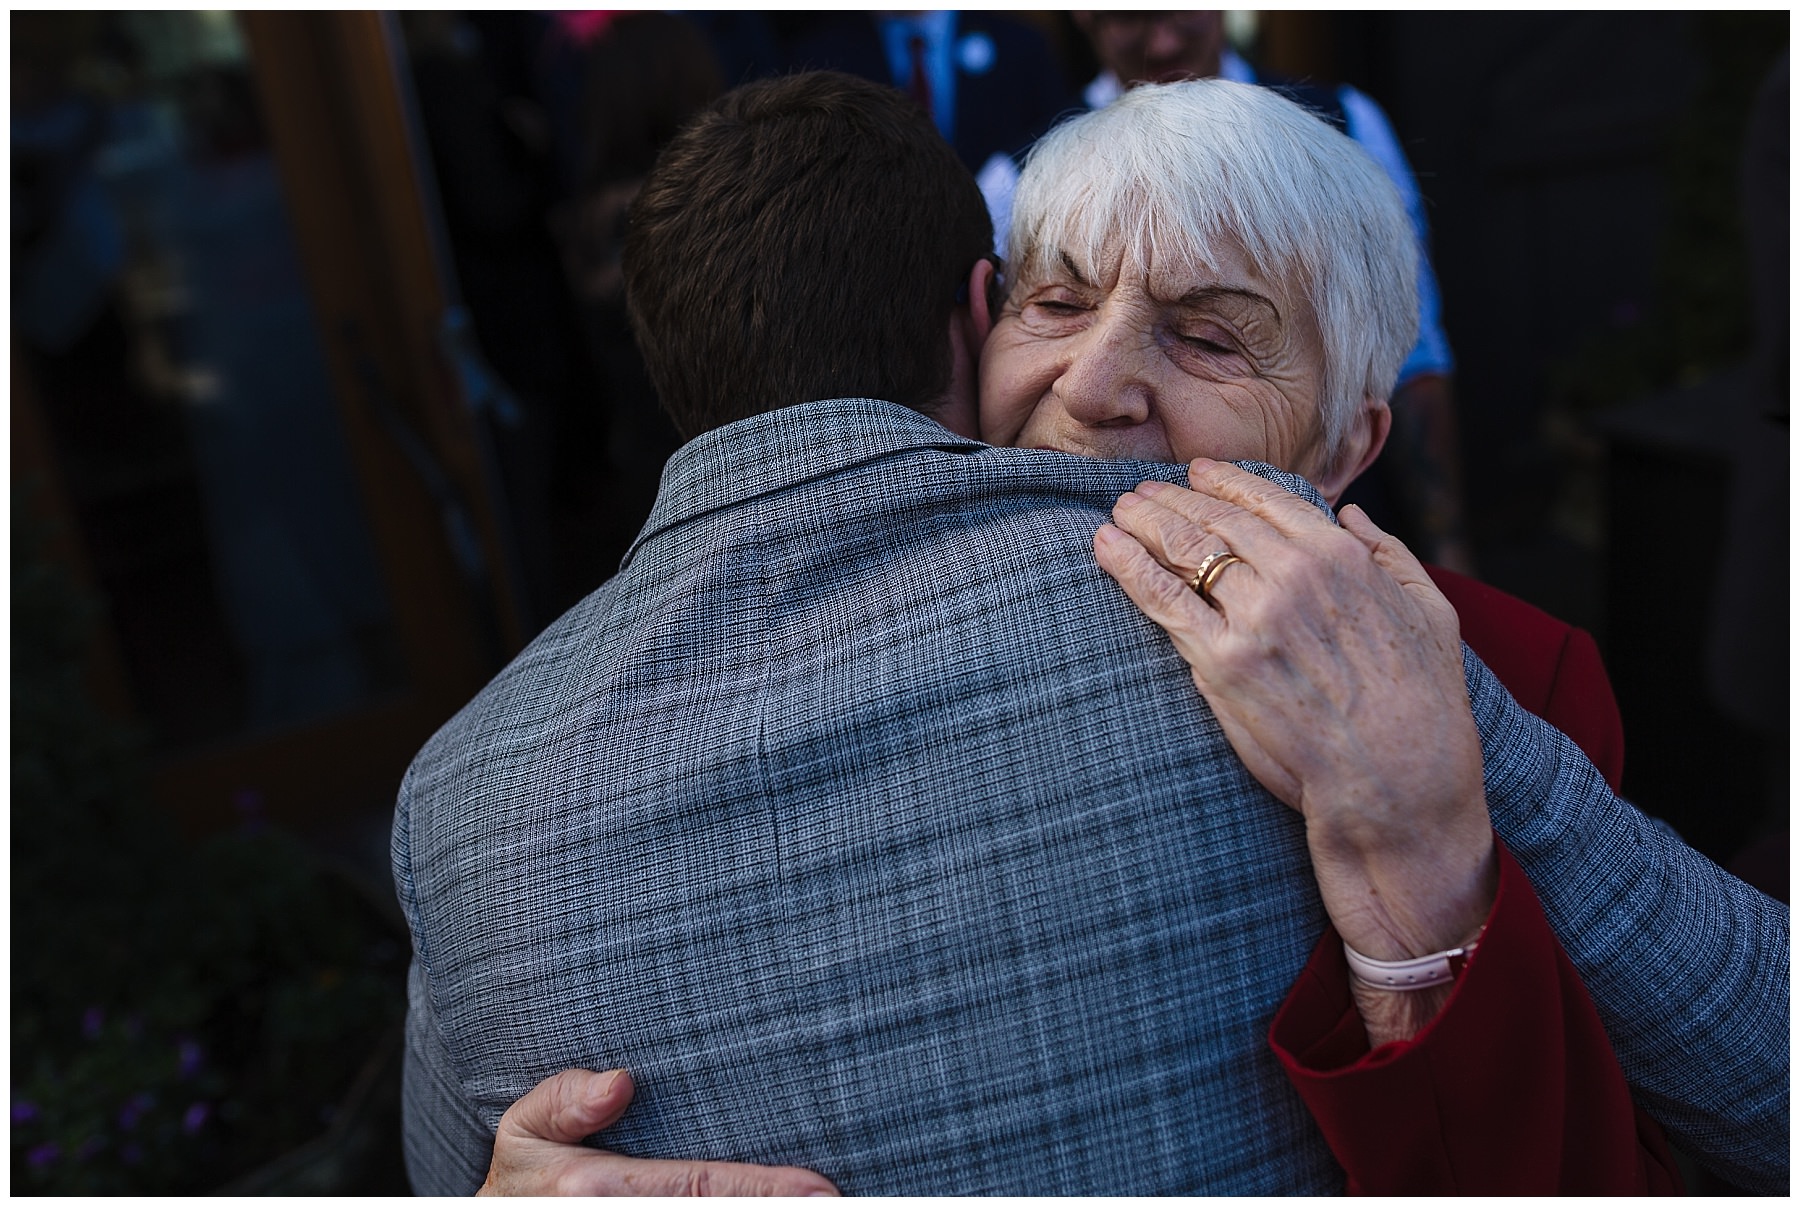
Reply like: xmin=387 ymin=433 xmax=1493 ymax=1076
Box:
xmin=1547 ymin=12 xmax=1789 ymax=413
xmin=10 ymin=494 xmax=406 ymax=1194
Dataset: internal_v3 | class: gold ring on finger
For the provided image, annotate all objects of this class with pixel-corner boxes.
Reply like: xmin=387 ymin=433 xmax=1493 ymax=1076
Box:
xmin=1187 ymin=550 xmax=1234 ymax=594
xmin=1192 ymin=552 xmax=1245 ymax=606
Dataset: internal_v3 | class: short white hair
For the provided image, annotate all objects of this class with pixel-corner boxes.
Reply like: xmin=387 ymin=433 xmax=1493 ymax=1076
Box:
xmin=1008 ymin=78 xmax=1420 ymax=469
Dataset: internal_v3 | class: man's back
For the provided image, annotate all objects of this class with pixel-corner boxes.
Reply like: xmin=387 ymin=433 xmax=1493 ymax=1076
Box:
xmin=395 ymin=400 xmax=1341 ymax=1194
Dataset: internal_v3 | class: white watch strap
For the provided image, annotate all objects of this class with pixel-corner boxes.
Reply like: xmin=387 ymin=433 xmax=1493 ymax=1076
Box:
xmin=1344 ymin=930 xmax=1483 ymax=991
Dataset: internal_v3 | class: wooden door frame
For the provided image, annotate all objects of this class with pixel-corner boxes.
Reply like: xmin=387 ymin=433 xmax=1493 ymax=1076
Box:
xmin=241 ymin=10 xmax=528 ymax=688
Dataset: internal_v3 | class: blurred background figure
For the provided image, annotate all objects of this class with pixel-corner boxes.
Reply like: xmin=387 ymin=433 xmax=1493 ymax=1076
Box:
xmin=1700 ymin=52 xmax=1787 ymax=899
xmin=401 ymin=12 xmax=728 ymax=612
xmin=546 ymin=12 xmax=723 ymax=573
xmin=782 ymin=12 xmax=1078 ymax=206
xmin=1708 ymin=51 xmax=1788 ymax=752
xmin=1586 ymin=46 xmax=1788 ymax=894
xmin=13 ymin=13 xmax=129 ymax=360
xmin=401 ymin=11 xmax=598 ymax=623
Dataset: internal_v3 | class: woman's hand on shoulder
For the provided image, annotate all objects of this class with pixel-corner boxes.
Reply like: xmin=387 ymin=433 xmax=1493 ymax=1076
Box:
xmin=1094 ymin=459 xmax=1497 ymax=1042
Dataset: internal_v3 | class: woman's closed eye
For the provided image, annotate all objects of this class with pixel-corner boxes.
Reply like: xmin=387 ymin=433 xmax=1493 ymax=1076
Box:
xmin=1170 ymin=322 xmax=1248 ymax=363
xmin=1017 ymin=290 xmax=1095 ymax=332
xmin=1178 ymin=332 xmax=1235 ymax=355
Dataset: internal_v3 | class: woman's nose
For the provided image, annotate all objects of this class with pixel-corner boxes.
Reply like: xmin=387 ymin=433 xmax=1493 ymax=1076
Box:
xmin=1053 ymin=311 xmax=1153 ymax=428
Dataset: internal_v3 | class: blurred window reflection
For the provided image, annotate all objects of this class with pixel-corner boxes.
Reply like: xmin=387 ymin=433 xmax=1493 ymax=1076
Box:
xmin=14 ymin=11 xmax=404 ymax=750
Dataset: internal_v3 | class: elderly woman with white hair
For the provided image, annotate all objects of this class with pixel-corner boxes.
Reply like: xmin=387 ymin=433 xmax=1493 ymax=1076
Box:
xmin=463 ymin=79 xmax=1782 ymax=1195
xmin=985 ymin=73 xmax=1420 ymax=504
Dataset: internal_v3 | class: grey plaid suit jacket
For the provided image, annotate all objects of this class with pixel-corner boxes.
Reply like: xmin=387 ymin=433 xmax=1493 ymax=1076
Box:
xmin=394 ymin=399 xmax=1786 ymax=1195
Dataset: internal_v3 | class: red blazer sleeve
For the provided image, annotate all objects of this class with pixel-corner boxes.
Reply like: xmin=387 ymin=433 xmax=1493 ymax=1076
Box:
xmin=1269 ymin=842 xmax=1682 ymax=1195
xmin=1425 ymin=564 xmax=1625 ymax=791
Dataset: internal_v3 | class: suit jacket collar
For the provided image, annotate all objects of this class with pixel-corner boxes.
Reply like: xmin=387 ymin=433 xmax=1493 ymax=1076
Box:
xmin=625 ymin=395 xmax=1332 ymax=568
xmin=625 ymin=399 xmax=982 ymax=568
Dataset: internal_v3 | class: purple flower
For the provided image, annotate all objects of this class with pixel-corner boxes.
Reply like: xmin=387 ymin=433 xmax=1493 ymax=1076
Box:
xmin=11 ymin=1099 xmax=39 ymax=1125
xmin=27 ymin=1141 xmax=60 ymax=1168
xmin=176 ymin=1039 xmax=204 ymax=1080
xmin=81 ymin=1006 xmax=105 ymax=1040
xmin=181 ymin=1101 xmax=210 ymax=1135
xmin=117 ymin=1091 xmax=155 ymax=1132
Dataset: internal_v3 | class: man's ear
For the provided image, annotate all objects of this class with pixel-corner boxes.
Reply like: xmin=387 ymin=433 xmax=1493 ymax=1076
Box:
xmin=966 ymin=256 xmax=997 ymax=346
xmin=937 ymin=258 xmax=999 ymax=439
xmin=1314 ymin=396 xmax=1391 ymax=505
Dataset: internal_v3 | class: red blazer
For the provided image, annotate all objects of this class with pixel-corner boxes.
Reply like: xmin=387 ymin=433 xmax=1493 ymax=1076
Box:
xmin=1272 ymin=845 xmax=1681 ymax=1194
xmin=1425 ymin=565 xmax=1624 ymax=791
xmin=1268 ymin=571 xmax=1670 ymax=1193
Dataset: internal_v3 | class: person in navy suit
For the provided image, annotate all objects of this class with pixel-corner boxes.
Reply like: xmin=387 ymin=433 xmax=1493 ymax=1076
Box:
xmin=782 ymin=12 xmax=1077 ymax=180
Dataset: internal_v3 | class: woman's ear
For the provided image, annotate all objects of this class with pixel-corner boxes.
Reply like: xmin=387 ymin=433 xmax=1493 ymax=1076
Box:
xmin=1314 ymin=396 xmax=1392 ymax=505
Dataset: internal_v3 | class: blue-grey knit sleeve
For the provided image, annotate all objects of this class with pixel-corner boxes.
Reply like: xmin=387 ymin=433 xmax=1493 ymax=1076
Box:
xmin=1469 ymin=646 xmax=1789 ymax=1194
xmin=402 ymin=959 xmax=493 ymax=1194
xmin=394 ymin=764 xmax=495 ymax=1194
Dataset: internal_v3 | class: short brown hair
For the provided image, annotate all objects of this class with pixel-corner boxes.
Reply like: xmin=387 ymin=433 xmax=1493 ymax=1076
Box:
xmin=623 ymin=71 xmax=994 ymax=440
